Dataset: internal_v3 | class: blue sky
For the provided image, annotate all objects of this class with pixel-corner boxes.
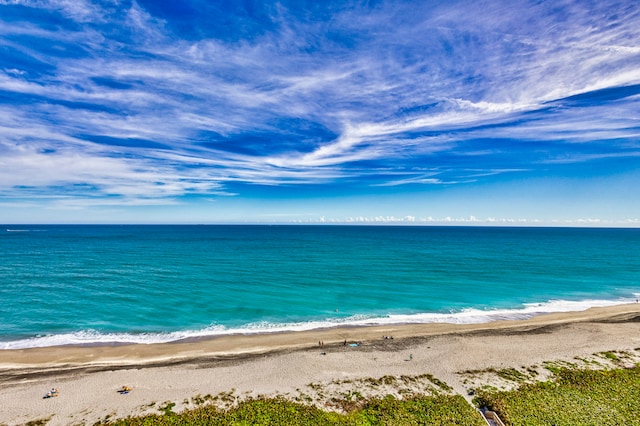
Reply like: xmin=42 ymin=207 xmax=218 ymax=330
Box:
xmin=0 ymin=0 xmax=639 ymax=225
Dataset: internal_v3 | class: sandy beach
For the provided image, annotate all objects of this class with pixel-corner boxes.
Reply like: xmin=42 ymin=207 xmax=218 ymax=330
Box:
xmin=1 ymin=304 xmax=639 ymax=425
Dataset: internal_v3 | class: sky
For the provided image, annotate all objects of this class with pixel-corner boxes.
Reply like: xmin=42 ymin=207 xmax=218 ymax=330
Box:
xmin=0 ymin=0 xmax=639 ymax=225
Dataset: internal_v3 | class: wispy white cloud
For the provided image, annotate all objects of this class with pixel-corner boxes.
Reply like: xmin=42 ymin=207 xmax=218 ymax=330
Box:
xmin=0 ymin=0 xmax=639 ymax=217
xmin=0 ymin=0 xmax=104 ymax=22
xmin=541 ymin=151 xmax=640 ymax=165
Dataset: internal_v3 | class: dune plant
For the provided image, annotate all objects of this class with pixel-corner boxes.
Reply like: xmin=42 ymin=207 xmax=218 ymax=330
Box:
xmin=474 ymin=365 xmax=640 ymax=425
xmin=102 ymin=394 xmax=485 ymax=425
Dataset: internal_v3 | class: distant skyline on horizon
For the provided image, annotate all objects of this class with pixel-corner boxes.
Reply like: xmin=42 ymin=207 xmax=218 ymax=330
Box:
xmin=1 ymin=1 xmax=639 ymax=225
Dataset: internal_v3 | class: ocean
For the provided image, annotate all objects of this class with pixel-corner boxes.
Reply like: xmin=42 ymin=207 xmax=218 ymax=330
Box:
xmin=1 ymin=225 xmax=639 ymax=349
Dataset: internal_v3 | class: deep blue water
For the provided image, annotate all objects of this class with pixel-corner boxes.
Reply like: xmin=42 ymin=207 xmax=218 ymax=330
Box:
xmin=1 ymin=225 xmax=639 ymax=349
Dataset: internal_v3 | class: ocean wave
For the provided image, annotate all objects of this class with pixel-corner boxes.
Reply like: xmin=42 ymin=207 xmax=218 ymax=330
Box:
xmin=0 ymin=297 xmax=634 ymax=350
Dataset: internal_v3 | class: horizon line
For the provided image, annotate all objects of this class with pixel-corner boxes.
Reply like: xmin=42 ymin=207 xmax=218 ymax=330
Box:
xmin=3 ymin=223 xmax=640 ymax=229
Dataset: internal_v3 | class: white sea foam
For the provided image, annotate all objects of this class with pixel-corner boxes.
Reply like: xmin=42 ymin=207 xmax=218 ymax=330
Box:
xmin=0 ymin=297 xmax=635 ymax=350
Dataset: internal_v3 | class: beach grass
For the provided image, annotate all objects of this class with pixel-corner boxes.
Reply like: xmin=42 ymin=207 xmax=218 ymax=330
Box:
xmin=101 ymin=394 xmax=486 ymax=425
xmin=474 ymin=365 xmax=640 ymax=425
xmin=101 ymin=364 xmax=640 ymax=425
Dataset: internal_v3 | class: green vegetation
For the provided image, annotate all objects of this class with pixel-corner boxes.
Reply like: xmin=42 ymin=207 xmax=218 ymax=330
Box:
xmin=100 ymin=395 xmax=485 ymax=426
xmin=600 ymin=351 xmax=620 ymax=362
xmin=158 ymin=401 xmax=176 ymax=416
xmin=93 ymin=352 xmax=640 ymax=426
xmin=474 ymin=366 xmax=640 ymax=425
xmin=496 ymin=368 xmax=530 ymax=383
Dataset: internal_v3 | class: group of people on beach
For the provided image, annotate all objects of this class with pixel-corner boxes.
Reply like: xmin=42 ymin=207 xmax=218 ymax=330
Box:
xmin=44 ymin=385 xmax=132 ymax=399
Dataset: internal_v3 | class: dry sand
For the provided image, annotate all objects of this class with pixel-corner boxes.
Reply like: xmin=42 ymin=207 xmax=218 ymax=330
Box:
xmin=1 ymin=304 xmax=639 ymax=425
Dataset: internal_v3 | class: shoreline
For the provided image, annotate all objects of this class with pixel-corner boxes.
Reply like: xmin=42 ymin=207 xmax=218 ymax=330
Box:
xmin=2 ymin=304 xmax=639 ymax=368
xmin=2 ymin=304 xmax=640 ymax=425
xmin=4 ymin=297 xmax=636 ymax=351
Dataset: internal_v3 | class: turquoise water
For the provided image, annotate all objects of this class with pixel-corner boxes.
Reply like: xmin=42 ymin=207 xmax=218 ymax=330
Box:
xmin=1 ymin=225 xmax=639 ymax=349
